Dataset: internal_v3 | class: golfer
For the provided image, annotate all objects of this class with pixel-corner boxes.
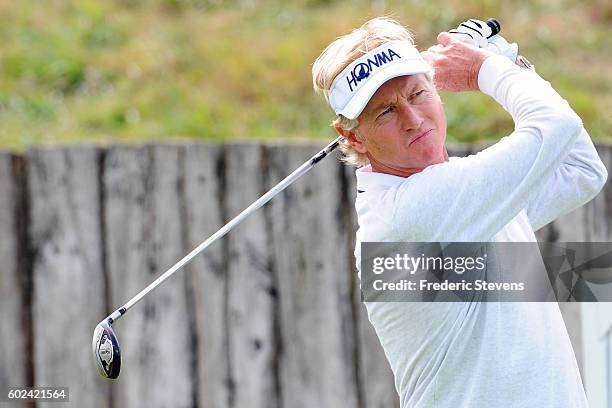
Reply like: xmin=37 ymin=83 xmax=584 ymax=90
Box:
xmin=312 ymin=17 xmax=607 ymax=407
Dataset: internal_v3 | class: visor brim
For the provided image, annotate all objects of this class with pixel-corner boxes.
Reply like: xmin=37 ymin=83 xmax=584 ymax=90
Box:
xmin=337 ymin=61 xmax=431 ymax=120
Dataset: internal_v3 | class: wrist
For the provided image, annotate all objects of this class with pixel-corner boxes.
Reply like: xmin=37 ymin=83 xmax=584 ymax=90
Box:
xmin=468 ymin=53 xmax=490 ymax=91
xmin=477 ymin=54 xmax=521 ymax=94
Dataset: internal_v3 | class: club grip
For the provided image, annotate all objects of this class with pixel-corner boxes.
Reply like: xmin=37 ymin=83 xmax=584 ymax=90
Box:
xmin=486 ymin=18 xmax=501 ymax=38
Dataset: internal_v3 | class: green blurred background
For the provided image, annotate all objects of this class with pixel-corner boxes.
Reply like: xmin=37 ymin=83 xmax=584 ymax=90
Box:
xmin=1 ymin=0 xmax=610 ymax=151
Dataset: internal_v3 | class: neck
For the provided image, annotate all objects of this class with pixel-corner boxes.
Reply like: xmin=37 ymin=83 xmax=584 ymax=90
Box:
xmin=368 ymin=148 xmax=449 ymax=177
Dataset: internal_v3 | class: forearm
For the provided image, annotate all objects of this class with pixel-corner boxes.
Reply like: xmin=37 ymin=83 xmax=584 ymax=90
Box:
xmin=478 ymin=55 xmax=582 ymax=135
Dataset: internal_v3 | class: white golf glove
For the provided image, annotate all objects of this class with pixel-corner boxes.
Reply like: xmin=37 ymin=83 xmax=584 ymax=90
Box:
xmin=448 ymin=19 xmax=492 ymax=48
xmin=449 ymin=19 xmax=519 ymax=63
xmin=486 ymin=35 xmax=519 ymax=63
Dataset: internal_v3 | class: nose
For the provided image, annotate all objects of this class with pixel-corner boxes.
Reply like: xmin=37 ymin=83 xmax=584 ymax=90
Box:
xmin=398 ymin=101 xmax=424 ymax=131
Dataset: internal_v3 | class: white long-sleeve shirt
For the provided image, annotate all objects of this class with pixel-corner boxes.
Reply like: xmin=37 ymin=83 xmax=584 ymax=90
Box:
xmin=354 ymin=55 xmax=607 ymax=407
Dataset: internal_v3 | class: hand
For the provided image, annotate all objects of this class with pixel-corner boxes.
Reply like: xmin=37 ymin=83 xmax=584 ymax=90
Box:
xmin=421 ymin=32 xmax=495 ymax=92
xmin=449 ymin=18 xmax=519 ymax=65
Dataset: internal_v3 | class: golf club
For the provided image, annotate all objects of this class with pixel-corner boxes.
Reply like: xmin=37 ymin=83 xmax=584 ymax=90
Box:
xmin=93 ymin=136 xmax=344 ymax=379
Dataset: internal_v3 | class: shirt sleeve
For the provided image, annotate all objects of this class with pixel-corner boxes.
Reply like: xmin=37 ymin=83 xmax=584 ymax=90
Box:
xmin=524 ymin=126 xmax=607 ymax=231
xmin=368 ymin=55 xmax=588 ymax=242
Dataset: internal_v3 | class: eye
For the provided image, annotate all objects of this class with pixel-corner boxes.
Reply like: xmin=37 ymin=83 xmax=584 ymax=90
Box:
xmin=377 ymin=105 xmax=395 ymax=119
xmin=409 ymin=89 xmax=428 ymax=104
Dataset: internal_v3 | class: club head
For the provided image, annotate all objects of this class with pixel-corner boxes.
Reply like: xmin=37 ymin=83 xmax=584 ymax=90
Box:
xmin=92 ymin=319 xmax=121 ymax=379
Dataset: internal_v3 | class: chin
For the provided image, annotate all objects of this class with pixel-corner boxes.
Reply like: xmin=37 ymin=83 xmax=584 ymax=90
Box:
xmin=417 ymin=144 xmax=442 ymax=164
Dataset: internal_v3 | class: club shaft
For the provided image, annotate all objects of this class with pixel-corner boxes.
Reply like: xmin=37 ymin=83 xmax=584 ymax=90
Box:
xmin=107 ymin=136 xmax=345 ymax=323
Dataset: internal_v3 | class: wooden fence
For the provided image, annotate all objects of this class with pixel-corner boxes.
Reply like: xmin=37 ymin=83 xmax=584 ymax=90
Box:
xmin=1 ymin=141 xmax=610 ymax=408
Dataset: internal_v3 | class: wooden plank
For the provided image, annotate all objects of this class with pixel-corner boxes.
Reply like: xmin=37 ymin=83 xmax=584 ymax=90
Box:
xmin=104 ymin=145 xmax=193 ymax=407
xmin=0 ymin=153 xmax=29 ymax=407
xmin=543 ymin=205 xmax=589 ymax=242
xmin=266 ymin=143 xmax=358 ymax=408
xmin=28 ymin=147 xmax=109 ymax=407
xmin=182 ymin=143 xmax=229 ymax=408
xmin=342 ymin=162 xmax=400 ymax=408
xmin=585 ymin=144 xmax=612 ymax=241
xmin=225 ymin=143 xmax=277 ymax=408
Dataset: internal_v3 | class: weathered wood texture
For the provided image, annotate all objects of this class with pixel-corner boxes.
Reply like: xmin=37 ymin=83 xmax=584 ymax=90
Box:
xmin=225 ymin=144 xmax=278 ymax=408
xmin=104 ymin=145 xmax=194 ymax=408
xmin=0 ymin=153 xmax=30 ymax=408
xmin=267 ymin=144 xmax=358 ymax=408
xmin=182 ymin=143 xmax=229 ymax=408
xmin=28 ymin=147 xmax=109 ymax=407
xmin=0 ymin=142 xmax=609 ymax=408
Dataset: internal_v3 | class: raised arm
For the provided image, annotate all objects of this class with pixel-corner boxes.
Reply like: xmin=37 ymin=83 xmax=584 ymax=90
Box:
xmin=362 ymin=37 xmax=585 ymax=242
xmin=446 ymin=23 xmax=607 ymax=231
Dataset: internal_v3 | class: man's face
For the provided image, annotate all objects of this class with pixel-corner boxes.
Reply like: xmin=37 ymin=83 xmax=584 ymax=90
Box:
xmin=351 ymin=74 xmax=447 ymax=173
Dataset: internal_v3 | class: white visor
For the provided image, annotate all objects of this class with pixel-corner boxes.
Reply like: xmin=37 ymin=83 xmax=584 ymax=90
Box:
xmin=329 ymin=41 xmax=431 ymax=120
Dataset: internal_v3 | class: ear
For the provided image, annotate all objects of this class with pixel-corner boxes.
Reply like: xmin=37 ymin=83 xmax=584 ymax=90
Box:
xmin=334 ymin=124 xmax=368 ymax=154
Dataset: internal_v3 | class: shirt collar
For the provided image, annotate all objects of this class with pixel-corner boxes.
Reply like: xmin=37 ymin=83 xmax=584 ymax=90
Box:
xmin=355 ymin=164 xmax=408 ymax=192
xmin=355 ymin=159 xmax=456 ymax=192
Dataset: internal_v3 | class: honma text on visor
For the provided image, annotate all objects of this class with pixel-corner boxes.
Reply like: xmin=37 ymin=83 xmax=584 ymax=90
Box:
xmin=346 ymin=48 xmax=401 ymax=92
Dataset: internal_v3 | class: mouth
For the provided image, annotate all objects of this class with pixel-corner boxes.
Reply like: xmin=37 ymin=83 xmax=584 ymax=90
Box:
xmin=410 ymin=129 xmax=432 ymax=146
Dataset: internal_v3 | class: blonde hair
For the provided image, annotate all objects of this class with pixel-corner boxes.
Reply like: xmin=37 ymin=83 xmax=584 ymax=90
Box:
xmin=312 ymin=17 xmax=418 ymax=167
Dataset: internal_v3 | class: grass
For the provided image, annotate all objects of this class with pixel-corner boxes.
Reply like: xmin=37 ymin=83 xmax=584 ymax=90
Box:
xmin=0 ymin=0 xmax=611 ymax=151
